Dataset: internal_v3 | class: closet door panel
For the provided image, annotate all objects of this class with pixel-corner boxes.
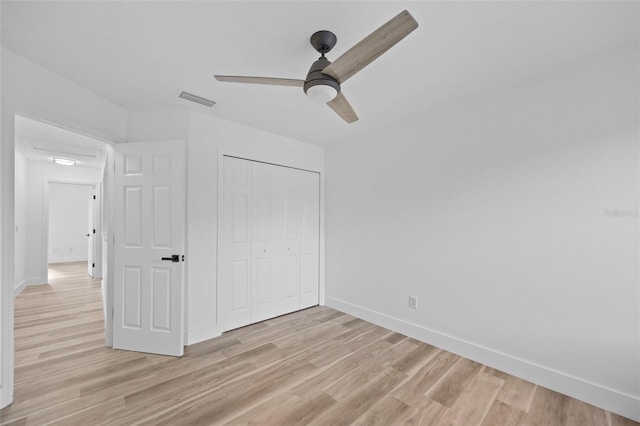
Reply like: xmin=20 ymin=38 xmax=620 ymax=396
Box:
xmin=250 ymin=162 xmax=283 ymax=323
xmin=300 ymin=171 xmax=320 ymax=308
xmin=278 ymin=167 xmax=301 ymax=313
xmin=220 ymin=157 xmax=252 ymax=331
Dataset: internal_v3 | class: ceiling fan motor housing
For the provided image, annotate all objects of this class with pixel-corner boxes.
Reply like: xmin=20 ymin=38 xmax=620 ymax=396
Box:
xmin=303 ymin=56 xmax=340 ymax=97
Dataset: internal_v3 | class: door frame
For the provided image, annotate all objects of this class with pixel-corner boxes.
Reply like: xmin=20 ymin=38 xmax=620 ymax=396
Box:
xmin=216 ymin=150 xmax=324 ymax=333
xmin=42 ymin=180 xmax=100 ymax=280
xmin=1 ymin=106 xmax=117 ymax=409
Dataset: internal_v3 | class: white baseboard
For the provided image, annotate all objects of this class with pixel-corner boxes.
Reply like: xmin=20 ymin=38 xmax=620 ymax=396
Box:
xmin=186 ymin=323 xmax=221 ymax=346
xmin=14 ymin=277 xmax=44 ymax=296
xmin=326 ymin=297 xmax=640 ymax=423
xmin=0 ymin=383 xmax=12 ymax=410
xmin=49 ymin=256 xmax=88 ymax=264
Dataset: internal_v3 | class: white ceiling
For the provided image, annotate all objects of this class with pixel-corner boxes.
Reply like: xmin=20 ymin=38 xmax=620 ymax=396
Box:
xmin=15 ymin=115 xmax=106 ymax=169
xmin=2 ymin=1 xmax=638 ymax=148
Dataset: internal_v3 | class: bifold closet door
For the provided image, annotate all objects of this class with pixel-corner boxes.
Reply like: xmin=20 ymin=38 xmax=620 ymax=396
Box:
xmin=219 ymin=156 xmax=320 ymax=332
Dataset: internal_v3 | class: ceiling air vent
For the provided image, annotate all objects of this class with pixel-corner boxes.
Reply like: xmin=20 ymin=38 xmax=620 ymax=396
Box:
xmin=178 ymin=91 xmax=215 ymax=107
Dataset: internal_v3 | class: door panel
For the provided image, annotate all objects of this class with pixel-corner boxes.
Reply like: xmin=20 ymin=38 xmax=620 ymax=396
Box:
xmin=300 ymin=171 xmax=320 ymax=308
xmin=278 ymin=167 xmax=301 ymax=312
xmin=123 ymin=266 xmax=142 ymax=328
xmin=230 ymin=260 xmax=249 ymax=312
xmin=114 ymin=140 xmax=185 ymax=357
xmin=151 ymin=267 xmax=171 ymax=331
xmin=124 ymin=186 xmax=143 ymax=247
xmin=220 ymin=157 xmax=252 ymax=330
xmin=152 ymin=186 xmax=172 ymax=248
xmin=284 ymin=255 xmax=299 ymax=298
xmin=255 ymin=258 xmax=271 ymax=305
xmin=250 ymin=162 xmax=283 ymax=323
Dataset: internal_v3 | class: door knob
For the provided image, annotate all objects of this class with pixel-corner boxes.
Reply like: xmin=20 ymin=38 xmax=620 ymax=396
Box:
xmin=85 ymin=234 xmax=90 ymax=237
xmin=161 ymin=255 xmax=180 ymax=262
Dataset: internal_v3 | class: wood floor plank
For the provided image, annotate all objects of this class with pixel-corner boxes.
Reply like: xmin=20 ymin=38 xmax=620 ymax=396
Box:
xmin=496 ymin=375 xmax=537 ymax=412
xmin=308 ymin=367 xmax=408 ymax=425
xmin=481 ymin=400 xmax=527 ymax=426
xmin=401 ymin=396 xmax=449 ymax=425
xmin=1 ymin=262 xmax=636 ymax=426
xmin=392 ymin=348 xmax=458 ymax=406
xmin=425 ymin=356 xmax=483 ymax=407
xmin=354 ymin=395 xmax=410 ymax=425
xmin=566 ymin=396 xmax=610 ymax=426
xmin=526 ymin=385 xmax=571 ymax=425
xmin=436 ymin=372 xmax=504 ymax=425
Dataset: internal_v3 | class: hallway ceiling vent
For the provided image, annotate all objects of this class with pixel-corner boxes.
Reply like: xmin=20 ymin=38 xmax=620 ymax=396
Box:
xmin=178 ymin=91 xmax=216 ymax=107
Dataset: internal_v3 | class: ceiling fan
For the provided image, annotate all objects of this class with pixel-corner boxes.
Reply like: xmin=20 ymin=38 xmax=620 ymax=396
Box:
xmin=214 ymin=10 xmax=418 ymax=124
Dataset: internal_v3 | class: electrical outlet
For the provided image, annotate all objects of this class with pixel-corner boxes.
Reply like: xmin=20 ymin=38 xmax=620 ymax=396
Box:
xmin=408 ymin=296 xmax=417 ymax=310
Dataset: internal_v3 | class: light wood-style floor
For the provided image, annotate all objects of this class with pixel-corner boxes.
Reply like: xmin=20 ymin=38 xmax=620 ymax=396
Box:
xmin=0 ymin=262 xmax=636 ymax=426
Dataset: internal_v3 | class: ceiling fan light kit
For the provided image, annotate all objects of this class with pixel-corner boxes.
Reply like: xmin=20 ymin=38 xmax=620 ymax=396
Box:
xmin=214 ymin=10 xmax=418 ymax=123
xmin=303 ymin=52 xmax=340 ymax=103
xmin=52 ymin=157 xmax=77 ymax=166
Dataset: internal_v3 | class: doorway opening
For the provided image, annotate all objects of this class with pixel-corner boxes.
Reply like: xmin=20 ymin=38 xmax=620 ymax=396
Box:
xmin=12 ymin=113 xmax=110 ymax=397
xmin=14 ymin=113 xmax=107 ymax=290
xmin=47 ymin=181 xmax=98 ymax=282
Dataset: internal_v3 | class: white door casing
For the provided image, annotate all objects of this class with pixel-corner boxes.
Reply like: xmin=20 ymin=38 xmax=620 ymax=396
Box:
xmin=87 ymin=195 xmax=94 ymax=277
xmin=113 ymin=140 xmax=185 ymax=357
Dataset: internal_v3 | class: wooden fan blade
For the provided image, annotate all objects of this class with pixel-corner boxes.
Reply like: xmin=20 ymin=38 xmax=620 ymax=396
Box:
xmin=327 ymin=92 xmax=359 ymax=124
xmin=322 ymin=10 xmax=418 ymax=84
xmin=214 ymin=75 xmax=304 ymax=87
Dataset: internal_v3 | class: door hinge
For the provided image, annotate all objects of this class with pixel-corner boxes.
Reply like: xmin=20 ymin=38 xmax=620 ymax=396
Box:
xmin=93 ymin=195 xmax=96 ymax=200
xmin=182 ymin=255 xmax=185 ymax=262
xmin=93 ymin=229 xmax=96 ymax=234
xmin=92 ymin=263 xmax=95 ymax=268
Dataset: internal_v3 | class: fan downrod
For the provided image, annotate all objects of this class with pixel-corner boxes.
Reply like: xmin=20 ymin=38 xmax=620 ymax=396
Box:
xmin=310 ymin=30 xmax=337 ymax=55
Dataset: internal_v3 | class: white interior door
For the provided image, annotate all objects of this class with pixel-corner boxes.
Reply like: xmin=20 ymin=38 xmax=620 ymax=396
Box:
xmin=87 ymin=196 xmax=95 ymax=277
xmin=113 ymin=140 xmax=185 ymax=357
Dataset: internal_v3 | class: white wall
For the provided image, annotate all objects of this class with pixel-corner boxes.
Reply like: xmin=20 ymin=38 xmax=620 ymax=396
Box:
xmin=48 ymin=182 xmax=94 ymax=264
xmin=13 ymin=152 xmax=27 ymax=293
xmin=127 ymin=109 xmax=325 ymax=345
xmin=0 ymin=48 xmax=127 ymax=408
xmin=325 ymin=48 xmax=639 ymax=421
